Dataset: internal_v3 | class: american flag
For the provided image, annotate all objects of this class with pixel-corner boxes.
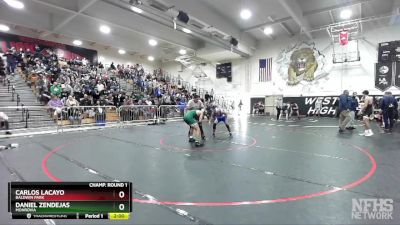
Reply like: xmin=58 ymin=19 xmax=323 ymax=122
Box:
xmin=259 ymin=58 xmax=272 ymax=82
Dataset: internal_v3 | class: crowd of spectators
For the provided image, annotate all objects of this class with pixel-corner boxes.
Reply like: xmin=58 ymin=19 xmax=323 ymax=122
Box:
xmin=1 ymin=46 xmax=221 ymax=124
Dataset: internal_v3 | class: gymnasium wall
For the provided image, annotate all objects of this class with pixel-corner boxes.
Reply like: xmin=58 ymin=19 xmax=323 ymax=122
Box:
xmin=248 ymin=23 xmax=400 ymax=98
xmin=1 ymin=29 xmax=158 ymax=73
xmin=161 ymin=59 xmax=247 ymax=101
xmin=42 ymin=35 xmax=159 ymax=73
xmin=162 ymin=23 xmax=400 ymax=112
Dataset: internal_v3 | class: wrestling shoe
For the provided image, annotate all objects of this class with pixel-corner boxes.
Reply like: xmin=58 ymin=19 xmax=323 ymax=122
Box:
xmin=365 ymin=130 xmax=374 ymax=137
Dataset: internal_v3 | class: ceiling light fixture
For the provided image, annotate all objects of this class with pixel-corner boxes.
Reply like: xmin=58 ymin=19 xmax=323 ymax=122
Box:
xmin=240 ymin=9 xmax=252 ymax=20
xmin=148 ymin=39 xmax=158 ymax=46
xmin=179 ymin=49 xmax=187 ymax=55
xmin=118 ymin=49 xmax=126 ymax=54
xmin=263 ymin=27 xmax=273 ymax=35
xmin=182 ymin=28 xmax=192 ymax=34
xmin=3 ymin=0 xmax=24 ymax=9
xmin=148 ymin=56 xmax=154 ymax=61
xmin=129 ymin=0 xmax=142 ymax=5
xmin=130 ymin=6 xmax=143 ymax=13
xmin=99 ymin=25 xmax=111 ymax=34
xmin=340 ymin=9 xmax=352 ymax=20
xmin=72 ymin=40 xmax=82 ymax=46
xmin=0 ymin=24 xmax=10 ymax=32
xmin=182 ymin=27 xmax=192 ymax=34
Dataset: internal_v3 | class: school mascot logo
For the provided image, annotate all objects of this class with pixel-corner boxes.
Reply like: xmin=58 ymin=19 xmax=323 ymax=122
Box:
xmin=277 ymin=42 xmax=327 ymax=86
xmin=288 ymin=48 xmax=317 ymax=84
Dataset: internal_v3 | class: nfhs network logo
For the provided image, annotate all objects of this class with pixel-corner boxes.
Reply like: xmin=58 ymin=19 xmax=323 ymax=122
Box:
xmin=352 ymin=198 xmax=394 ymax=220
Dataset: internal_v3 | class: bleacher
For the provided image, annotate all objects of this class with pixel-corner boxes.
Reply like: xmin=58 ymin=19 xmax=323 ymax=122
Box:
xmin=0 ymin=51 xmax=231 ymax=134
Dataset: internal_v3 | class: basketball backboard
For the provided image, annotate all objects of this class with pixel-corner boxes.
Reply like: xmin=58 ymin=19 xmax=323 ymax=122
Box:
xmin=328 ymin=21 xmax=361 ymax=63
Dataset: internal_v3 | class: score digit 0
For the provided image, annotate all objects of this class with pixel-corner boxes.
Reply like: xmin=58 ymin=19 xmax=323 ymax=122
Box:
xmin=119 ymin=191 xmax=125 ymax=199
xmin=119 ymin=203 xmax=125 ymax=211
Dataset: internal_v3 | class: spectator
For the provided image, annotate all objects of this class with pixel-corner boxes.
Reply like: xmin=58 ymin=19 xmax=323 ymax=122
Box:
xmin=238 ymin=100 xmax=243 ymax=112
xmin=105 ymin=94 xmax=114 ymax=106
xmin=291 ymin=102 xmax=300 ymax=120
xmin=110 ymin=62 xmax=116 ymax=70
xmin=381 ymin=91 xmax=398 ymax=132
xmin=65 ymin=95 xmax=79 ymax=107
xmin=47 ymin=95 xmax=64 ymax=121
xmin=50 ymin=81 xmax=62 ymax=96
xmin=258 ymin=101 xmax=265 ymax=115
xmin=162 ymin=93 xmax=172 ymax=105
xmin=205 ymin=91 xmax=210 ymax=102
xmin=73 ymin=82 xmax=83 ymax=99
xmin=0 ymin=112 xmax=11 ymax=135
xmin=252 ymin=102 xmax=259 ymax=114
xmin=94 ymin=100 xmax=106 ymax=125
xmin=145 ymin=98 xmax=152 ymax=106
xmin=35 ymin=76 xmax=45 ymax=95
xmin=124 ymin=97 xmax=133 ymax=106
xmin=282 ymin=103 xmax=290 ymax=120
xmin=0 ymin=55 xmax=6 ymax=82
xmin=314 ymin=98 xmax=322 ymax=117
xmin=178 ymin=98 xmax=186 ymax=116
xmin=80 ymin=94 xmax=92 ymax=106
xmin=155 ymin=85 xmax=163 ymax=99
xmin=5 ymin=50 xmax=16 ymax=75
xmin=98 ymin=95 xmax=107 ymax=106
xmin=62 ymin=83 xmax=73 ymax=97
xmin=12 ymin=44 xmax=226 ymax=127
xmin=40 ymin=89 xmax=52 ymax=105
xmin=275 ymin=97 xmax=283 ymax=120
xmin=96 ymin=82 xmax=105 ymax=93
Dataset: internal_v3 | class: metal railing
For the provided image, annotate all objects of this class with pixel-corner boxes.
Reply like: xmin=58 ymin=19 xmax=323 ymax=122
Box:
xmin=0 ymin=106 xmax=52 ymax=131
xmin=7 ymin=79 xmax=10 ymax=92
xmin=16 ymin=94 xmax=20 ymax=108
xmin=21 ymin=105 xmax=29 ymax=128
xmin=11 ymin=85 xmax=15 ymax=101
xmin=118 ymin=105 xmax=158 ymax=123
xmin=0 ymin=102 xmax=237 ymax=135
xmin=158 ymin=105 xmax=186 ymax=121
xmin=56 ymin=106 xmax=119 ymax=129
xmin=0 ymin=105 xmax=176 ymax=132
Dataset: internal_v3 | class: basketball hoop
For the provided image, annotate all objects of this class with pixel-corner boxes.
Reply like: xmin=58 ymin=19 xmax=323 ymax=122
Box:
xmin=329 ymin=21 xmax=361 ymax=63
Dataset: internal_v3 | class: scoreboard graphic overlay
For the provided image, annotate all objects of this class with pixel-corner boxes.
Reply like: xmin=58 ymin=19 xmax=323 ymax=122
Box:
xmin=8 ymin=182 xmax=132 ymax=220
